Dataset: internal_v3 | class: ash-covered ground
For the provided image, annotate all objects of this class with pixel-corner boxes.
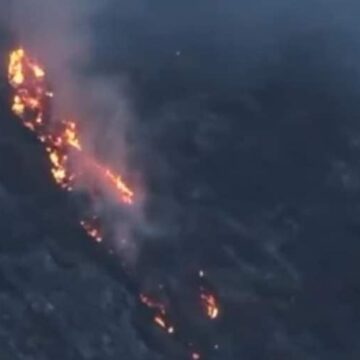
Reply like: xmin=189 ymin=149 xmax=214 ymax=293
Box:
xmin=1 ymin=1 xmax=360 ymax=359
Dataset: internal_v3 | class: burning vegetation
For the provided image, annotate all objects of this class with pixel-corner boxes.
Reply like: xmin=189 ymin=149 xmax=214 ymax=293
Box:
xmin=8 ymin=47 xmax=134 ymax=202
xmin=200 ymin=290 xmax=220 ymax=320
xmin=139 ymin=293 xmax=175 ymax=334
xmin=7 ymin=47 xmax=221 ymax=359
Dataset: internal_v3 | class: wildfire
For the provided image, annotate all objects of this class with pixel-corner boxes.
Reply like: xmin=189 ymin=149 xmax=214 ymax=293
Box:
xmin=7 ymin=47 xmax=221 ymax=359
xmin=8 ymin=47 xmax=134 ymax=204
xmin=200 ymin=290 xmax=220 ymax=320
xmin=9 ymin=48 xmax=25 ymax=86
xmin=9 ymin=47 xmax=45 ymax=83
xmin=63 ymin=121 xmax=82 ymax=150
xmin=104 ymin=168 xmax=134 ymax=204
xmin=139 ymin=294 xmax=175 ymax=334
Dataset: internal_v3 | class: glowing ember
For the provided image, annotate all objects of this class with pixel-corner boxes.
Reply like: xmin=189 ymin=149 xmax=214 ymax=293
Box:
xmin=192 ymin=352 xmax=201 ymax=360
xmin=80 ymin=220 xmax=103 ymax=243
xmin=32 ymin=64 xmax=45 ymax=78
xmin=200 ymin=290 xmax=220 ymax=320
xmin=140 ymin=294 xmax=175 ymax=334
xmin=153 ymin=313 xmax=175 ymax=334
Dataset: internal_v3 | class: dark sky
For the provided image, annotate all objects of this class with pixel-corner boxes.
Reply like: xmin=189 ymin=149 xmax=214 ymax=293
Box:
xmin=1 ymin=1 xmax=360 ymax=359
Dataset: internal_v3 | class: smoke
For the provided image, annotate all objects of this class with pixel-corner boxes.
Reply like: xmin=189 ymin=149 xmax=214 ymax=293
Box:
xmin=88 ymin=0 xmax=360 ymax=358
xmin=12 ymin=0 xmax=135 ymax=155
xmin=12 ymin=0 xmax=91 ymax=114
xmin=10 ymin=0 xmax=146 ymax=264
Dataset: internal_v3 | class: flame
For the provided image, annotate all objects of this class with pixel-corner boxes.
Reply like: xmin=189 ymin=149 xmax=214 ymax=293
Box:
xmin=104 ymin=168 xmax=134 ymax=204
xmin=200 ymin=290 xmax=220 ymax=320
xmin=140 ymin=294 xmax=175 ymax=334
xmin=8 ymin=47 xmax=221 ymax=358
xmin=64 ymin=121 xmax=82 ymax=150
xmin=12 ymin=95 xmax=25 ymax=116
xmin=8 ymin=47 xmax=134 ymax=214
xmin=9 ymin=48 xmax=25 ymax=86
xmin=80 ymin=219 xmax=103 ymax=243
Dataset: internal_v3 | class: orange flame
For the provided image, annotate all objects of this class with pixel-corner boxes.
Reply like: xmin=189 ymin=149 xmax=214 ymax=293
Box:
xmin=8 ymin=47 xmax=134 ymax=225
xmin=9 ymin=48 xmax=25 ymax=86
xmin=154 ymin=315 xmax=175 ymax=334
xmin=140 ymin=294 xmax=175 ymax=334
xmin=64 ymin=121 xmax=82 ymax=150
xmin=200 ymin=290 xmax=220 ymax=320
xmin=8 ymin=47 xmax=221 ymax=358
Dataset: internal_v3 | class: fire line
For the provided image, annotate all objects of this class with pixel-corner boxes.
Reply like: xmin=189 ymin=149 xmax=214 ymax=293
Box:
xmin=7 ymin=47 xmax=220 ymax=360
xmin=8 ymin=47 xmax=134 ymax=220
